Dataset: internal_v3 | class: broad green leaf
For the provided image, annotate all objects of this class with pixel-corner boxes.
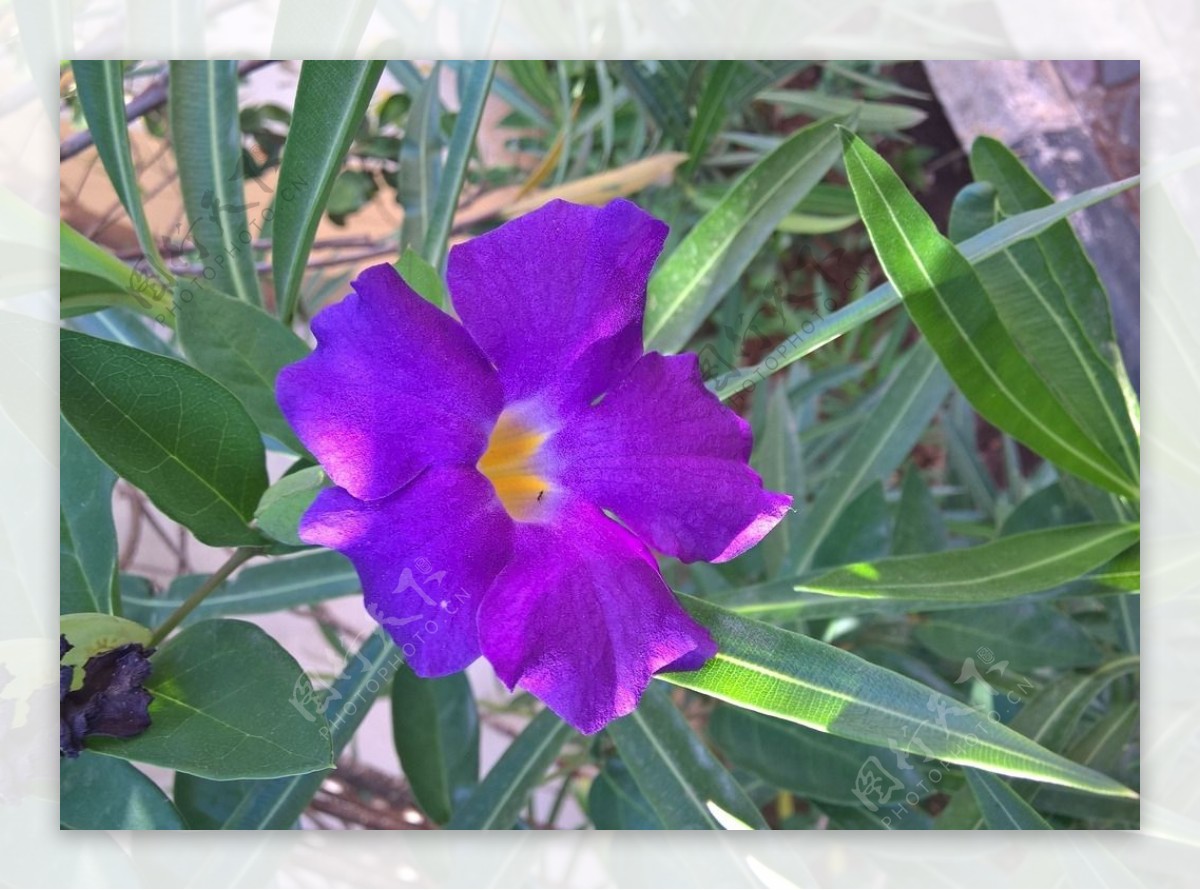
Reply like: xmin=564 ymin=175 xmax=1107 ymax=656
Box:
xmin=168 ymin=61 xmax=262 ymax=306
xmin=60 ymin=331 xmax=268 ymax=547
xmin=391 ymin=666 xmax=480 ymax=825
xmin=60 ymin=222 xmax=171 ymax=323
xmin=71 ymin=61 xmax=170 ymax=280
xmin=447 ymin=709 xmax=573 ymax=829
xmin=790 ymin=342 xmax=950 ymax=572
xmin=424 ymin=61 xmax=494 ymax=270
xmin=588 ymin=757 xmax=664 ymax=829
xmin=60 ymin=614 xmax=151 ymax=677
xmin=273 ymin=61 xmax=385 ymax=323
xmin=968 ymin=137 xmax=1140 ymax=486
xmin=812 ymin=481 xmax=890 ymax=569
xmin=176 ymin=282 xmax=309 ymax=453
xmin=709 ymin=706 xmax=927 ymax=807
xmin=394 ymin=246 xmax=448 ymax=308
xmin=216 ymin=630 xmax=399 ymax=828
xmin=840 ymin=130 xmax=1137 ymax=500
xmin=684 ymin=60 xmax=737 ymax=175
xmin=173 ymin=773 xmax=259 ymax=829
xmin=753 ymin=383 xmax=803 ymax=577
xmin=61 ymin=752 xmax=185 ymax=830
xmin=645 ymin=114 xmax=846 ymax=353
xmin=254 ymin=466 xmax=328 ymax=547
xmin=608 ymin=683 xmax=766 ymax=829
xmin=965 ymin=768 xmax=1052 ymax=829
xmin=398 ymin=63 xmax=442 ymax=256
xmin=120 ymin=549 xmax=357 ymax=627
xmin=796 ymin=523 xmax=1139 ymax=604
xmin=90 ymin=619 xmax=333 ymax=779
xmin=712 ymin=159 xmax=1138 ymax=401
xmin=891 ymin=465 xmax=947 ymax=555
xmin=663 ymin=596 xmax=1135 ymax=798
xmin=914 ymin=603 xmax=1102 ymax=671
xmin=60 ymin=417 xmax=118 ymax=614
xmin=760 ymin=89 xmax=926 ymax=131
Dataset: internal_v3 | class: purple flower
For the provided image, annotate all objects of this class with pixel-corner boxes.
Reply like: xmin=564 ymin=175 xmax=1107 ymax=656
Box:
xmin=278 ymin=199 xmax=790 ymax=733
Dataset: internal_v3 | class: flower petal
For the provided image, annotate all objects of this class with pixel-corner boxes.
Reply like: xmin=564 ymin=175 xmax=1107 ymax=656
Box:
xmin=278 ymin=264 xmax=503 ymax=501
xmin=447 ymin=199 xmax=668 ymax=421
xmin=300 ymin=465 xmax=514 ymax=676
xmin=477 ymin=501 xmax=714 ymax=734
xmin=547 ymin=351 xmax=792 ymax=563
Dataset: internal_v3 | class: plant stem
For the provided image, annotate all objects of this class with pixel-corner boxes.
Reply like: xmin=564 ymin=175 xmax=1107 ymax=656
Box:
xmin=147 ymin=547 xmax=259 ymax=646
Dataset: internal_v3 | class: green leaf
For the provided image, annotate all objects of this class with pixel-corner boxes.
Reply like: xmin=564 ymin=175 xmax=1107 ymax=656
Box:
xmin=588 ymin=757 xmax=665 ymax=829
xmin=790 ymin=343 xmax=950 ymax=571
xmin=447 ymin=709 xmax=573 ymax=829
xmin=398 ymin=63 xmax=442 ymax=256
xmin=89 ymin=619 xmax=333 ymax=780
xmin=60 ymin=222 xmax=171 ymax=323
xmin=60 ymin=331 xmax=268 ymax=547
xmin=608 ymin=684 xmax=766 ymax=829
xmin=644 ymin=114 xmax=846 ymax=353
xmin=709 ymin=706 xmax=927 ymax=806
xmin=173 ymin=773 xmax=259 ymax=829
xmin=71 ymin=61 xmax=170 ymax=280
xmin=753 ymin=383 xmax=803 ymax=577
xmin=1066 ymin=700 xmax=1138 ymax=776
xmin=965 ymin=768 xmax=1053 ymax=829
xmin=663 ymin=596 xmax=1136 ymax=798
xmin=273 ymin=61 xmax=385 ymax=323
xmin=168 ymin=61 xmax=263 ymax=306
xmin=966 ymin=139 xmax=1140 ymax=488
xmin=684 ymin=60 xmax=737 ymax=175
xmin=760 ymin=90 xmax=926 ymax=131
xmin=948 ymin=181 xmax=999 ymax=243
xmin=713 ymin=155 xmax=1137 ymax=401
xmin=60 ymin=614 xmax=152 ymax=677
xmin=820 ymin=801 xmax=933 ymax=830
xmin=891 ymin=465 xmax=947 ymax=555
xmin=391 ymin=665 xmax=480 ymax=825
xmin=120 ymin=549 xmax=358 ymax=627
xmin=796 ymin=523 xmax=1139 ymax=604
xmin=914 ymin=603 xmax=1102 ymax=671
xmin=176 ymin=282 xmax=310 ymax=453
xmin=61 ymin=752 xmax=185 ymax=830
xmin=812 ymin=481 xmax=890 ymax=569
xmin=424 ymin=61 xmax=494 ymax=270
xmin=1009 ymin=656 xmax=1140 ymax=751
xmin=394 ymin=246 xmax=448 ymax=308
xmin=215 ymin=630 xmax=399 ymax=828
xmin=840 ymin=130 xmax=1137 ymax=500
xmin=254 ymin=466 xmax=328 ymax=547
xmin=60 ymin=416 xmax=118 ymax=615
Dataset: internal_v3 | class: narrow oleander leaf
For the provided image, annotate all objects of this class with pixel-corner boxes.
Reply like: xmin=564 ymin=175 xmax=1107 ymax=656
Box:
xmin=754 ymin=383 xmax=803 ymax=577
xmin=760 ymin=89 xmax=926 ymax=131
xmin=176 ymin=282 xmax=309 ymax=453
xmin=60 ymin=331 xmax=268 ymax=547
xmin=796 ymin=523 xmax=1139 ymax=604
xmin=709 ymin=706 xmax=927 ymax=807
xmin=965 ymin=768 xmax=1053 ymax=829
xmin=968 ymin=137 xmax=1140 ymax=486
xmin=713 ymin=156 xmax=1137 ymax=401
xmin=173 ymin=773 xmax=259 ymax=829
xmin=684 ymin=60 xmax=738 ymax=175
xmin=645 ymin=114 xmax=846 ymax=353
xmin=447 ymin=709 xmax=574 ymax=830
xmin=274 ymin=61 xmax=386 ymax=323
xmin=588 ymin=757 xmax=665 ymax=829
xmin=1009 ymin=656 xmax=1140 ymax=751
xmin=812 ymin=481 xmax=890 ymax=569
xmin=391 ymin=666 xmax=480 ymax=825
xmin=89 ymin=620 xmax=333 ymax=779
xmin=423 ymin=61 xmax=494 ymax=271
xmin=891 ymin=465 xmax=947 ymax=555
xmin=948 ymin=181 xmax=999 ymax=243
xmin=168 ymin=61 xmax=263 ymax=306
xmin=216 ymin=630 xmax=398 ymax=828
xmin=61 ymin=752 xmax=186 ymax=830
xmin=790 ymin=343 xmax=950 ymax=572
xmin=915 ymin=602 xmax=1102 ymax=671
xmin=608 ymin=684 xmax=766 ymax=829
xmin=398 ymin=63 xmax=442 ymax=256
xmin=1066 ymin=700 xmax=1139 ymax=776
xmin=664 ymin=596 xmax=1136 ymax=799
xmin=840 ymin=130 xmax=1137 ymax=500
xmin=60 ymin=416 xmax=118 ymax=615
xmin=60 ymin=222 xmax=171 ymax=323
xmin=71 ymin=61 xmax=170 ymax=281
xmin=120 ymin=549 xmax=357 ymax=628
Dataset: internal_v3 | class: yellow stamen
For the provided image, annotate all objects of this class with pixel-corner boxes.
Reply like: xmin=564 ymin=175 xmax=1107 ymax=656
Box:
xmin=478 ymin=410 xmax=551 ymax=520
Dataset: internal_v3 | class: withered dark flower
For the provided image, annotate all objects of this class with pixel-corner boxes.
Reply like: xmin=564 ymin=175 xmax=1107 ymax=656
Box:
xmin=59 ymin=636 xmax=155 ymax=758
